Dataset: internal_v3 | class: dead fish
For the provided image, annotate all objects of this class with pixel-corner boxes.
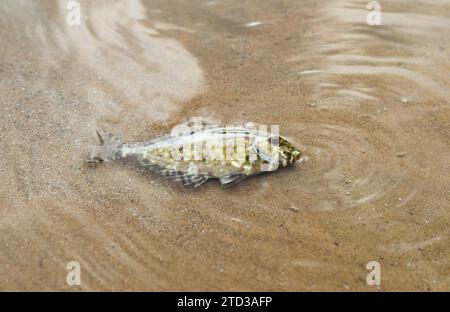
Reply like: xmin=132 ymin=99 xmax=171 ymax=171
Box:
xmin=87 ymin=122 xmax=302 ymax=188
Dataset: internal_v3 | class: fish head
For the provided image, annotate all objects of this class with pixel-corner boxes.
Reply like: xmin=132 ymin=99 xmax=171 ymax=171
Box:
xmin=252 ymin=135 xmax=301 ymax=168
xmin=278 ymin=136 xmax=302 ymax=166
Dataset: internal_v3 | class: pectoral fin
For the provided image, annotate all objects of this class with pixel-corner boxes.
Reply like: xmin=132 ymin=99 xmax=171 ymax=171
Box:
xmin=159 ymin=169 xmax=209 ymax=187
xmin=219 ymin=173 xmax=248 ymax=188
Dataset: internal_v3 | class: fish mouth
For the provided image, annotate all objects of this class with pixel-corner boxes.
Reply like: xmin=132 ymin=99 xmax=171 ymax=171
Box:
xmin=292 ymin=150 xmax=301 ymax=162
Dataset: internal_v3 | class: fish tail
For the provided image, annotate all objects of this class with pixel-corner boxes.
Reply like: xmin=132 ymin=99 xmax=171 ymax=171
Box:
xmin=86 ymin=130 xmax=122 ymax=164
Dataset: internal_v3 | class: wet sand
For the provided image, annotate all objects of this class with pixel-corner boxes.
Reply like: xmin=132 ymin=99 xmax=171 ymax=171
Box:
xmin=0 ymin=0 xmax=449 ymax=291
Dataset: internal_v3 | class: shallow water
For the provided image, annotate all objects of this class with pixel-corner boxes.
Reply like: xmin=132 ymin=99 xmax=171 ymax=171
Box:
xmin=0 ymin=0 xmax=449 ymax=290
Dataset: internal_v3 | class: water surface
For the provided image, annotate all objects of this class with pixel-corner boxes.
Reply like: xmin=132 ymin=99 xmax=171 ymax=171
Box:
xmin=0 ymin=0 xmax=449 ymax=290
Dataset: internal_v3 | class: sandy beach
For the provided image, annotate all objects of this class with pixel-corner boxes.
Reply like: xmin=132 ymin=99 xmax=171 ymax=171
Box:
xmin=0 ymin=0 xmax=449 ymax=291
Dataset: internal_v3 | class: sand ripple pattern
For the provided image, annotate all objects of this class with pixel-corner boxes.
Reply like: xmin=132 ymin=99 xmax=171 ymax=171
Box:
xmin=0 ymin=0 xmax=204 ymax=125
xmin=285 ymin=0 xmax=450 ymax=213
xmin=0 ymin=0 xmax=448 ymax=291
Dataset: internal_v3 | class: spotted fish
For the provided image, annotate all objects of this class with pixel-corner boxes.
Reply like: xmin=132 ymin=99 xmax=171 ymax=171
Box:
xmin=87 ymin=122 xmax=302 ymax=188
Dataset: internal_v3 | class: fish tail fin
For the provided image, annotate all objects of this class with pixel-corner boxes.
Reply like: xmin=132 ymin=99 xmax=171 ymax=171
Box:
xmin=86 ymin=130 xmax=122 ymax=164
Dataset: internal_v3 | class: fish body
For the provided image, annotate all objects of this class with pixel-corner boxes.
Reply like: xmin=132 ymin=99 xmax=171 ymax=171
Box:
xmin=88 ymin=123 xmax=301 ymax=188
